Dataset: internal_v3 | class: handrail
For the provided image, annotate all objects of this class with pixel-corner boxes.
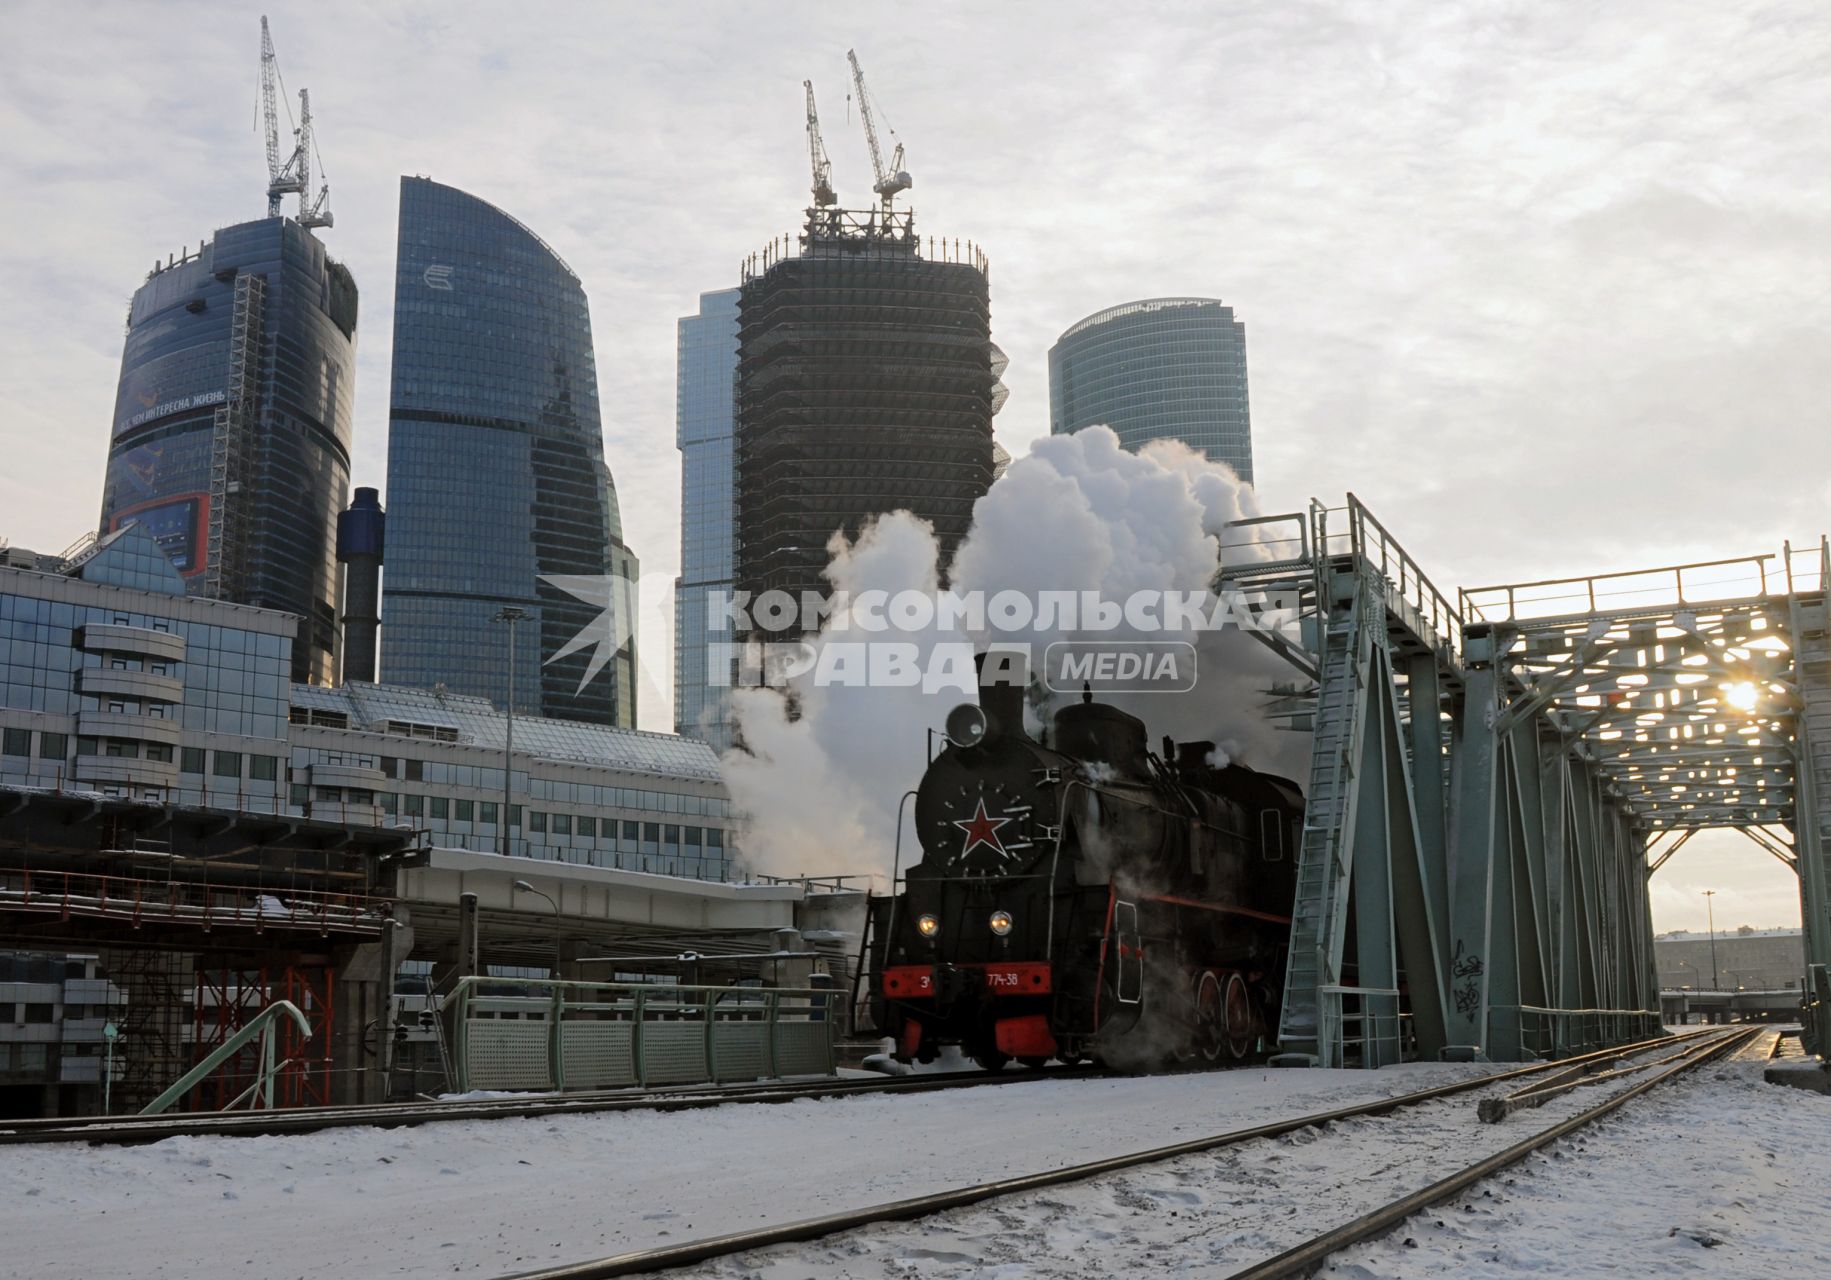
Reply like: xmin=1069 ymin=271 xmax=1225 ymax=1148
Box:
xmin=1462 ymin=553 xmax=1782 ymax=624
xmin=141 ymin=999 xmax=312 ymax=1115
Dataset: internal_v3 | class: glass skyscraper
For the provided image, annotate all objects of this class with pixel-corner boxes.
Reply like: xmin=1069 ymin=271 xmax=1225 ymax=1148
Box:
xmin=674 ymin=288 xmax=740 ymax=750
xmin=381 ymin=177 xmax=637 ymax=728
xmin=1048 ymin=297 xmax=1254 ymax=483
xmin=100 ymin=216 xmax=359 ymax=685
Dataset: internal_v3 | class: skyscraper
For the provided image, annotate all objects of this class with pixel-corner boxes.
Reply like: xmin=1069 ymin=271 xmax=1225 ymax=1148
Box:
xmin=734 ymin=209 xmax=997 ymax=617
xmin=1048 ymin=298 xmax=1254 ymax=482
xmin=675 ymin=288 xmax=740 ymax=749
xmin=101 ymin=217 xmax=359 ymax=685
xmin=380 ymin=177 xmax=637 ymax=727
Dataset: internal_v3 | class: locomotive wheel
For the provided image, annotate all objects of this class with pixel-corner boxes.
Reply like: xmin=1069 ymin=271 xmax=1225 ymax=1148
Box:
xmin=1018 ymin=1056 xmax=1049 ymax=1070
xmin=1222 ymin=973 xmax=1254 ymax=1060
xmin=1194 ymin=971 xmax=1225 ymax=1062
xmin=973 ymin=1049 xmax=1010 ymax=1072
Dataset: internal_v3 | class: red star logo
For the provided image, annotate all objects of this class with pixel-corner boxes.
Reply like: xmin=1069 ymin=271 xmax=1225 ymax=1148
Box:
xmin=953 ymin=798 xmax=1012 ymax=858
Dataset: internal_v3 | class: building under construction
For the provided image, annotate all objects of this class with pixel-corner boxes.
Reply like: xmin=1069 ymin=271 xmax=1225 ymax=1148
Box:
xmin=734 ymin=208 xmax=998 ymax=613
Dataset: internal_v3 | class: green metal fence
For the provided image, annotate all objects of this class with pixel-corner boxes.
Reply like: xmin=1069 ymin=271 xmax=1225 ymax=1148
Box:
xmin=444 ymin=977 xmax=836 ymax=1093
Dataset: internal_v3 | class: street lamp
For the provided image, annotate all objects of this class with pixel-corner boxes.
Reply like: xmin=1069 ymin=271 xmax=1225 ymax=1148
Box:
xmin=512 ymin=878 xmax=561 ymax=978
xmin=492 ymin=607 xmax=528 ymax=857
xmin=1702 ymin=889 xmax=1719 ymax=990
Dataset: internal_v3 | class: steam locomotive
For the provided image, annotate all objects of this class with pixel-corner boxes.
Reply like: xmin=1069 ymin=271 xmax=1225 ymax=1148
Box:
xmin=866 ymin=665 xmax=1304 ymax=1070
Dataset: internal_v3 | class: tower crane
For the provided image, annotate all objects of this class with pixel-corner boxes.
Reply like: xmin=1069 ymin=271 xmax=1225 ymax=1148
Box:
xmin=846 ymin=49 xmax=911 ymax=210
xmin=260 ymin=17 xmax=298 ymax=217
xmin=258 ymin=16 xmax=333 ymax=229
xmin=804 ymin=80 xmax=837 ymax=208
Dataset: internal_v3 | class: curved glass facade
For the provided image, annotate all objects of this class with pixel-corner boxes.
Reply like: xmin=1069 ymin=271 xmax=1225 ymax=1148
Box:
xmin=101 ymin=216 xmax=358 ymax=684
xmin=381 ymin=177 xmax=635 ymax=727
xmin=1048 ymin=297 xmax=1254 ymax=483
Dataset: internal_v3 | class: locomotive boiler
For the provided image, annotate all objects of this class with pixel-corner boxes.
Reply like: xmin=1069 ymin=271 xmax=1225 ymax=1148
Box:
xmin=866 ymin=667 xmax=1304 ymax=1070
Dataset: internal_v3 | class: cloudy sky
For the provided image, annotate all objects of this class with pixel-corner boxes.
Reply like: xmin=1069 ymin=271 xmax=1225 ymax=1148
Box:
xmin=3 ymin=0 xmax=1826 ymax=933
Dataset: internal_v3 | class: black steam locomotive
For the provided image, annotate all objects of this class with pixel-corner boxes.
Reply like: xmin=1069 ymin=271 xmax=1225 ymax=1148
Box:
xmin=866 ymin=669 xmax=1304 ymax=1070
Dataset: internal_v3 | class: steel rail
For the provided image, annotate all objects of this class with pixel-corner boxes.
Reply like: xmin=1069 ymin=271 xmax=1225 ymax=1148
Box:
xmin=0 ymin=1062 xmax=1102 ymax=1147
xmin=1229 ymin=1025 xmax=1758 ymax=1279
xmin=491 ymin=1028 xmax=1731 ymax=1280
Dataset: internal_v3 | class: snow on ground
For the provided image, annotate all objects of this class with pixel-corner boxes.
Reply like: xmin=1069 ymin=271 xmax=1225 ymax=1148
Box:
xmin=4 ymin=1044 xmax=1823 ymax=1279
xmin=0 ymin=1062 xmax=1499 ymax=1279
xmin=1323 ymin=1056 xmax=1831 ymax=1278
xmin=689 ymin=1040 xmax=1831 ymax=1279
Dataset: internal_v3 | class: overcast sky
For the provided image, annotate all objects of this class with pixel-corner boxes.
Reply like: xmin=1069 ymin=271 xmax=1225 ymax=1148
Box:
xmin=3 ymin=1 xmax=1825 ymax=934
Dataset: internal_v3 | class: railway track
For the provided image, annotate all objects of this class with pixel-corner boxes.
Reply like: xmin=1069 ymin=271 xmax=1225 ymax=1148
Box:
xmin=490 ymin=1026 xmax=1754 ymax=1280
xmin=0 ymin=1062 xmax=1099 ymax=1147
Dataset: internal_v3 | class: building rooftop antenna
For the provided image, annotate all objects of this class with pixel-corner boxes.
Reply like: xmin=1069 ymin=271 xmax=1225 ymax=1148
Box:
xmin=846 ymin=49 xmax=911 ymax=210
xmin=804 ymin=80 xmax=838 ymax=208
xmin=259 ymin=16 xmax=333 ymax=229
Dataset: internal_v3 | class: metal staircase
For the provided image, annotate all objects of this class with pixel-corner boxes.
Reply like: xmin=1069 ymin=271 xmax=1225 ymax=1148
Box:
xmin=204 ymin=271 xmax=265 ymax=600
xmin=1277 ymin=576 xmax=1374 ymax=1055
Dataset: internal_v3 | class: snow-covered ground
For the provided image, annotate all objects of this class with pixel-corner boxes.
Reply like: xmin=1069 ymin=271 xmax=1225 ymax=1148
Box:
xmin=1 ymin=1046 xmax=1823 ymax=1278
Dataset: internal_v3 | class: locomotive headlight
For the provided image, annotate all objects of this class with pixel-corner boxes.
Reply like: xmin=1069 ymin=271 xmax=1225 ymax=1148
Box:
xmin=989 ymin=910 xmax=1013 ymax=936
xmin=917 ymin=914 xmax=941 ymax=938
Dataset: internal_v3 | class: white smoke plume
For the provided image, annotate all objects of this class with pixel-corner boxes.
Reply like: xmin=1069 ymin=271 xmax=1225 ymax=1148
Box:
xmin=721 ymin=427 xmax=1310 ymax=884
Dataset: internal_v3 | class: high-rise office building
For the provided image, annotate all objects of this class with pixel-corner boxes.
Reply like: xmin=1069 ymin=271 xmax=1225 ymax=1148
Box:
xmin=734 ymin=209 xmax=998 ymax=617
xmin=1048 ymin=297 xmax=1254 ymax=483
xmin=100 ymin=216 xmax=359 ymax=684
xmin=674 ymin=288 xmax=740 ymax=750
xmin=381 ymin=177 xmax=637 ymax=728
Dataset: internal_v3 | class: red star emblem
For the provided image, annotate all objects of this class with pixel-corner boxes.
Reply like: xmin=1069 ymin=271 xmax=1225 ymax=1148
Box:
xmin=953 ymin=798 xmax=1012 ymax=857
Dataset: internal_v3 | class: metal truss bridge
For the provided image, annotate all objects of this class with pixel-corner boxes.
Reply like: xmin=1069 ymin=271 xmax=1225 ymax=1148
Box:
xmin=1219 ymin=497 xmax=1830 ymax=1065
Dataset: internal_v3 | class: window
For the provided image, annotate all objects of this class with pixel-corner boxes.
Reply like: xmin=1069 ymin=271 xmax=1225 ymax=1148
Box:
xmin=552 ymin=813 xmax=572 ymax=836
xmin=290 ymin=783 xmax=309 ymax=807
xmin=379 ymin=757 xmax=399 ymax=779
xmin=348 ymin=789 xmax=375 ymax=806
xmin=180 ymin=747 xmax=205 ymax=774
xmin=456 ymin=799 xmax=474 ymax=822
xmin=430 ymin=796 xmax=449 ymax=820
xmin=529 ymin=811 xmax=547 ymax=834
xmin=380 ymin=793 xmax=399 ymax=816
xmin=76 ymin=737 xmax=98 ymax=757
xmin=706 ymin=829 xmax=724 ymax=852
xmin=405 ymin=759 xmax=424 ymax=782
xmin=316 ymin=786 xmax=344 ymax=803
xmin=145 ymin=743 xmax=173 ymax=763
xmin=403 ymin=794 xmax=424 ymax=817
xmin=480 ymin=801 xmax=499 ymax=824
xmin=0 ymin=728 xmax=27 ymax=757
xmin=577 ymin=816 xmax=595 ymax=839
xmin=38 ymin=732 xmax=67 ymax=759
xmin=105 ymin=740 xmax=136 ymax=758
xmin=212 ymin=751 xmax=243 ymax=779
xmin=623 ymin=820 xmax=639 ymax=846
xmin=250 ymin=755 xmax=278 ymax=782
xmin=509 ymin=805 xmax=522 ymax=828
xmin=23 ymin=1004 xmax=52 ymax=1025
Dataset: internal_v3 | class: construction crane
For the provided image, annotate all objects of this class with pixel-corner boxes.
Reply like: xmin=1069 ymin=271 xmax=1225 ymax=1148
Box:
xmin=258 ymin=16 xmax=333 ymax=229
xmin=804 ymin=80 xmax=837 ymax=208
xmin=259 ymin=17 xmax=297 ymax=217
xmin=846 ymin=49 xmax=911 ymax=210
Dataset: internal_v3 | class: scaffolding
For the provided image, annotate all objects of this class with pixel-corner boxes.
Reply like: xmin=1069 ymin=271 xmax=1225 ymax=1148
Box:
xmin=733 ymin=207 xmax=996 ymax=614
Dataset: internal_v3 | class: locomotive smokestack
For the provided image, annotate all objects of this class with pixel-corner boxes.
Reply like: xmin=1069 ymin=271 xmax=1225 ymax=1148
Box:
xmin=976 ymin=648 xmax=1028 ymax=741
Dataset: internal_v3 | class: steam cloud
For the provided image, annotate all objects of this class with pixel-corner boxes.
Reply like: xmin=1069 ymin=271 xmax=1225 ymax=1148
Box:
xmin=721 ymin=426 xmax=1310 ymax=884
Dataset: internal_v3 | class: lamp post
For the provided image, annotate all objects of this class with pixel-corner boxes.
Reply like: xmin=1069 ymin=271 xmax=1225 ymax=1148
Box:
xmin=1702 ymin=890 xmax=1719 ymax=990
xmin=512 ymin=878 xmax=561 ymax=978
xmin=492 ymin=607 xmax=528 ymax=857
